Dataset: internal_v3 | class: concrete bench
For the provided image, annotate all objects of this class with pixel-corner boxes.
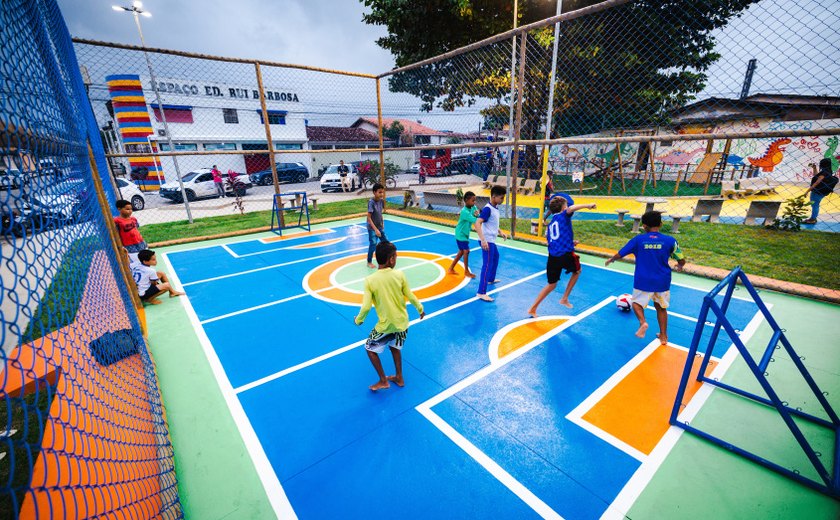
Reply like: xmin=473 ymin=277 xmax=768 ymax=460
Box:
xmin=630 ymin=214 xmax=643 ymax=233
xmin=692 ymin=198 xmax=724 ymax=223
xmin=423 ymin=191 xmax=489 ymax=211
xmin=308 ymin=196 xmax=319 ymax=211
xmin=744 ymin=200 xmax=782 ymax=226
xmin=670 ymin=215 xmax=688 ymax=234
xmin=615 ymin=209 xmax=629 ymax=227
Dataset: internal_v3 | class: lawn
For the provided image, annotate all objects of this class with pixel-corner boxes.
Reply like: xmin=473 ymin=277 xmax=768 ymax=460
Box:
xmin=144 ymin=198 xmax=838 ymax=291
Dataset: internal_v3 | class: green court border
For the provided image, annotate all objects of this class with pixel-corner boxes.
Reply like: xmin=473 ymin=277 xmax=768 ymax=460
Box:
xmin=147 ymin=214 xmax=840 ymax=519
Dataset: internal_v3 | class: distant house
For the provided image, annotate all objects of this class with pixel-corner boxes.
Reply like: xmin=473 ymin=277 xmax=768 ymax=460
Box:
xmin=305 ymin=126 xmax=388 ymax=150
xmin=351 ymin=117 xmax=452 ymax=146
xmin=669 ymin=94 xmax=840 ymax=128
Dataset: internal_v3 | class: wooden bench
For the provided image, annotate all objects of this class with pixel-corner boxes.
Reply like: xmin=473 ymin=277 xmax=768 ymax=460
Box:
xmin=744 ymin=200 xmax=782 ymax=226
xmin=615 ymin=209 xmax=629 ymax=227
xmin=692 ymin=198 xmax=724 ymax=223
xmin=519 ymin=179 xmax=538 ymax=195
xmin=482 ymin=174 xmax=499 ymax=189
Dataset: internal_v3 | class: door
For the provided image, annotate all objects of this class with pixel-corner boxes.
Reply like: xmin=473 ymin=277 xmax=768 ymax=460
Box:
xmin=195 ymin=172 xmax=215 ymax=196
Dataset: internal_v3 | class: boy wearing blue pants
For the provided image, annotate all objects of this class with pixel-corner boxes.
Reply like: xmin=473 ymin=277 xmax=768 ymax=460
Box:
xmin=475 ymin=185 xmax=508 ymax=302
xmin=366 ymin=183 xmax=387 ymax=268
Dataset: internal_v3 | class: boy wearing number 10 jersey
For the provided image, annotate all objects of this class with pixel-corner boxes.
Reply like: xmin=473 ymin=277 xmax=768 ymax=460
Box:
xmin=527 ymin=195 xmax=597 ymax=317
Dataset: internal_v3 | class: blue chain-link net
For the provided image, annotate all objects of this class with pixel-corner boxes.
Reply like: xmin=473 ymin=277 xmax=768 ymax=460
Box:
xmin=1 ymin=0 xmax=181 ymax=517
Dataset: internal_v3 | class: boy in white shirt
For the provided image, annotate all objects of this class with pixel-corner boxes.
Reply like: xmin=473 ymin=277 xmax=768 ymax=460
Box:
xmin=131 ymin=249 xmax=184 ymax=304
xmin=475 ymin=185 xmax=509 ymax=302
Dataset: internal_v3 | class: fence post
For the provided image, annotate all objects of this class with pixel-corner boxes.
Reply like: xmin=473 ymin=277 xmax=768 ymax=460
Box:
xmin=255 ymin=62 xmax=281 ymax=195
xmin=509 ymin=32 xmax=528 ymax=238
xmin=376 ymin=77 xmax=386 ymax=188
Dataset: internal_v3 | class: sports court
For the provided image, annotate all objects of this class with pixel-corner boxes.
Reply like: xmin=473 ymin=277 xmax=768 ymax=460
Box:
xmin=153 ymin=215 xmax=838 ymax=519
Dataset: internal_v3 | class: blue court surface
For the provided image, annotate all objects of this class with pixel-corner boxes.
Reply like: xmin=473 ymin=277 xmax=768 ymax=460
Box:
xmin=162 ymin=217 xmax=762 ymax=519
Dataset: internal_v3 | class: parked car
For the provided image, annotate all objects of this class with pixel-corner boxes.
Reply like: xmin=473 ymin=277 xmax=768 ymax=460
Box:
xmin=115 ymin=178 xmax=145 ymax=210
xmin=320 ymin=163 xmax=359 ymax=192
xmin=409 ymin=162 xmax=420 ymax=174
xmin=250 ymin=162 xmax=309 ymax=186
xmin=159 ymin=169 xmax=252 ymax=202
xmin=1 ymin=191 xmax=84 ymax=237
xmin=0 ymin=168 xmax=27 ymax=191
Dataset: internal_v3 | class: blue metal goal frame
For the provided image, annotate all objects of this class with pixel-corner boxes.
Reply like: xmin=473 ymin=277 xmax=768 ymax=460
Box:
xmin=670 ymin=267 xmax=840 ymax=498
xmin=271 ymin=191 xmax=311 ymax=235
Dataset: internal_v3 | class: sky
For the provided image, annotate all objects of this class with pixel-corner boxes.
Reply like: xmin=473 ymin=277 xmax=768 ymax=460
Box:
xmin=57 ymin=0 xmax=397 ymax=75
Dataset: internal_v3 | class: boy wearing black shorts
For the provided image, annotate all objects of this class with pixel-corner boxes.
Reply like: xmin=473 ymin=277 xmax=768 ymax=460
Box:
xmin=527 ymin=196 xmax=596 ymax=317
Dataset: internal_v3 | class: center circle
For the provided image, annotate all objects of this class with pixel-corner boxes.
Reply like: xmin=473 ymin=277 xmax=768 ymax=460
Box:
xmin=302 ymin=250 xmax=471 ymax=306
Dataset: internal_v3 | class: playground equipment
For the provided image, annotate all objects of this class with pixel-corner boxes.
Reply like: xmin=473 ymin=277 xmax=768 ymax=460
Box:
xmin=671 ymin=267 xmax=840 ymax=498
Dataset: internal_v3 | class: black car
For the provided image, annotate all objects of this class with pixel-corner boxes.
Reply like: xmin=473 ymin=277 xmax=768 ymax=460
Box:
xmin=250 ymin=162 xmax=309 ymax=186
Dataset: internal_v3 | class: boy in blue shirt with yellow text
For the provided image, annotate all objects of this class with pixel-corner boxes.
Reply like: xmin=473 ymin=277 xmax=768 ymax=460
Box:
xmin=606 ymin=211 xmax=686 ymax=345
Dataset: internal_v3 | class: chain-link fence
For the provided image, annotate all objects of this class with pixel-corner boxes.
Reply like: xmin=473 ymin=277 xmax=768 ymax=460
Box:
xmin=1 ymin=0 xmax=181 ymax=517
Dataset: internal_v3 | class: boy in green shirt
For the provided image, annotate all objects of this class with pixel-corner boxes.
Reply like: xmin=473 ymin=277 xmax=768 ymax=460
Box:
xmin=355 ymin=241 xmax=426 ymax=391
xmin=447 ymin=191 xmax=479 ymax=278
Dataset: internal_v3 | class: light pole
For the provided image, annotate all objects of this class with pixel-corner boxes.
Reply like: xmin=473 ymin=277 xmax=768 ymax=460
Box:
xmin=537 ymin=0 xmax=564 ymax=237
xmin=113 ymin=0 xmax=193 ymax=223
xmin=503 ymin=0 xmax=519 ymax=217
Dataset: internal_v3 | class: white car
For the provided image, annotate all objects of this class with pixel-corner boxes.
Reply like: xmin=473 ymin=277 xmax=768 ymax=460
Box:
xmin=115 ymin=178 xmax=145 ymax=210
xmin=159 ymin=168 xmax=252 ymax=202
xmin=320 ymin=164 xmax=359 ymax=192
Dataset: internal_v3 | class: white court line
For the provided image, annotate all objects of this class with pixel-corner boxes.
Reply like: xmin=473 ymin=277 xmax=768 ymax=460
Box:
xmin=182 ymin=230 xmax=440 ymax=287
xmin=160 ymin=252 xmax=298 ymax=520
xmin=417 ymin=406 xmax=564 ymax=520
xmin=234 ymin=269 xmax=545 ymax=394
xmin=221 ymin=244 xmax=238 ymax=258
xmin=600 ymin=306 xmax=768 ymax=520
xmin=414 ymin=297 xmax=614 ymax=520
xmin=201 ymin=249 xmax=478 ymax=324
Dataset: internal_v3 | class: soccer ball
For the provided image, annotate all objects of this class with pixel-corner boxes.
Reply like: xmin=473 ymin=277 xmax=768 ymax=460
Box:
xmin=616 ymin=294 xmax=632 ymax=311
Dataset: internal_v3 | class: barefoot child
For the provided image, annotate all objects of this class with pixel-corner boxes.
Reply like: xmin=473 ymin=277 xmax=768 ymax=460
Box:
xmin=605 ymin=211 xmax=685 ymax=344
xmin=448 ymin=191 xmax=479 ymax=278
xmin=130 ymin=249 xmax=185 ymax=305
xmin=114 ymin=199 xmax=147 ymax=263
xmin=527 ymin=196 xmax=596 ymax=317
xmin=366 ymin=183 xmax=387 ymax=268
xmin=355 ymin=241 xmax=425 ymax=391
xmin=475 ymin=185 xmax=508 ymax=302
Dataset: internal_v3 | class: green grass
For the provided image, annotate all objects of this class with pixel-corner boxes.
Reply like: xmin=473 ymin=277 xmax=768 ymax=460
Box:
xmin=23 ymin=237 xmax=98 ymax=342
xmin=551 ymin=177 xmax=722 ymax=197
xmin=142 ymin=198 xmax=369 ymax=244
xmin=142 ymin=198 xmax=838 ymax=291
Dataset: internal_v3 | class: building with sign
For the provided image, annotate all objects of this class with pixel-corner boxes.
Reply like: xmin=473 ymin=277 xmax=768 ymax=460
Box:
xmin=106 ymin=74 xmax=308 ymax=188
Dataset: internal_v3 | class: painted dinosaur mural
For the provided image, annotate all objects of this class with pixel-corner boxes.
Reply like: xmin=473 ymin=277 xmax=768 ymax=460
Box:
xmin=595 ymin=143 xmax=634 ymax=166
xmin=655 ymin=147 xmax=705 ymax=166
xmin=748 ymin=138 xmax=792 ymax=172
xmin=825 ymin=136 xmax=839 ymax=172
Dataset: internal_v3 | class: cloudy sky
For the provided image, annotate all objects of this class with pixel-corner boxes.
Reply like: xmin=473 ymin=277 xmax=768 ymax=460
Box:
xmin=57 ymin=0 xmax=397 ymax=75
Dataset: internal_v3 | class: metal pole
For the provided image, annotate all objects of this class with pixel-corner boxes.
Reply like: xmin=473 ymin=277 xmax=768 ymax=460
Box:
xmin=254 ymin=62 xmax=281 ymax=194
xmin=537 ymin=0 xmax=563 ymax=238
xmin=376 ymin=78 xmax=386 ymax=189
xmin=509 ymin=33 xmax=528 ymax=238
xmin=504 ymin=0 xmax=519 ymax=218
xmin=133 ymin=11 xmax=192 ymax=223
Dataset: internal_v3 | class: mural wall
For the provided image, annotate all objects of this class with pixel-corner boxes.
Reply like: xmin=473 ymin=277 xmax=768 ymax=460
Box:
xmin=548 ymin=118 xmax=840 ymax=184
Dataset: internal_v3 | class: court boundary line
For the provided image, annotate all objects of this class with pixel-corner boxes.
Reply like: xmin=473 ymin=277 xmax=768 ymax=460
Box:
xmin=182 ymin=229 xmax=440 ymax=287
xmin=600 ymin=306 xmax=768 ymax=519
xmin=233 ymin=269 xmax=545 ymax=394
xmin=414 ymin=297 xmax=614 ymax=520
xmin=487 ymin=315 xmax=571 ymax=365
xmin=160 ymin=252 xmax=298 ymax=520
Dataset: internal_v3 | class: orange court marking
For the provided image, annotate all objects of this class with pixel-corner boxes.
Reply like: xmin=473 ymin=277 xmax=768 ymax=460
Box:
xmin=303 ymin=251 xmax=468 ymax=305
xmin=286 ymin=237 xmax=346 ymax=250
xmin=260 ymin=228 xmax=333 ymax=243
xmin=497 ymin=319 xmax=567 ymax=360
xmin=582 ymin=345 xmax=718 ymax=455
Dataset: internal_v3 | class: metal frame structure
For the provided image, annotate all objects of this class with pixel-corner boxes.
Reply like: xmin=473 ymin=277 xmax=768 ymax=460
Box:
xmin=270 ymin=191 xmax=311 ymax=236
xmin=671 ymin=267 xmax=840 ymax=498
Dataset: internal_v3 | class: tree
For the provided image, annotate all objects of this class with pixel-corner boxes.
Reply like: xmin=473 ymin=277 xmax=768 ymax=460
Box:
xmin=383 ymin=120 xmax=405 ymax=144
xmin=362 ymin=0 xmax=759 ymax=168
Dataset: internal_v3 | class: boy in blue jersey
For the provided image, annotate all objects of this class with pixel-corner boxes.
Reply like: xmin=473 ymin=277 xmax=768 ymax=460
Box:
xmin=606 ymin=211 xmax=686 ymax=344
xmin=475 ymin=185 xmax=509 ymax=302
xmin=527 ymin=196 xmax=596 ymax=317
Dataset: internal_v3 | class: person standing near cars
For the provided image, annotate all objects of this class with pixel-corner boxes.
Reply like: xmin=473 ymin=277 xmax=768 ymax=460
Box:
xmin=338 ymin=160 xmax=350 ymax=192
xmin=211 ymin=165 xmax=225 ymax=198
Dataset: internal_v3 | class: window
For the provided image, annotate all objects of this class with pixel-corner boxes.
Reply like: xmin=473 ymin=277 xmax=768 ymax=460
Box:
xmin=274 ymin=143 xmax=302 ymax=150
xmin=223 ymin=108 xmax=238 ymax=124
xmin=256 ymin=110 xmax=287 ymax=125
xmin=196 ymin=173 xmax=213 ymax=182
xmin=151 ymin=104 xmax=193 ymax=124
xmin=203 ymin=143 xmax=237 ymax=151
xmin=158 ymin=143 xmax=198 ymax=151
xmin=415 ymin=135 xmax=431 ymax=144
